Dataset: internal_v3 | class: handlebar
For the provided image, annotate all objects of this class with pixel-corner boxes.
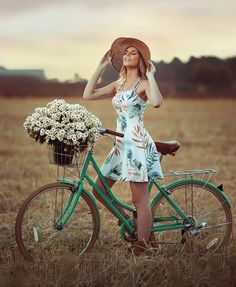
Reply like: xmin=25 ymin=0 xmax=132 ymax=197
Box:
xmin=97 ymin=128 xmax=124 ymax=138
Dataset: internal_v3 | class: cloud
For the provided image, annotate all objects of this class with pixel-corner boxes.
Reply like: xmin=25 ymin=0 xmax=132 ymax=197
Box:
xmin=0 ymin=0 xmax=72 ymax=16
xmin=0 ymin=0 xmax=120 ymax=17
xmin=1 ymin=0 xmax=235 ymax=16
xmin=0 ymin=0 xmax=235 ymax=80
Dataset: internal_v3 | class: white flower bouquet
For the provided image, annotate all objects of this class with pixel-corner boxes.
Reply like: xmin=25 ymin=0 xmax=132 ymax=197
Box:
xmin=23 ymin=99 xmax=102 ymax=164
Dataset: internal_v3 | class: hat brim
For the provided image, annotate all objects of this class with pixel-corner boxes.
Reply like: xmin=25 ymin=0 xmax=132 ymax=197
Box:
xmin=110 ymin=37 xmax=151 ymax=72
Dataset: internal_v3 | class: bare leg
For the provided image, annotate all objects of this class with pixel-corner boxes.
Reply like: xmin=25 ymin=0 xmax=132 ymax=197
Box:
xmin=92 ymin=176 xmax=130 ymax=221
xmin=130 ymin=182 xmax=152 ymax=241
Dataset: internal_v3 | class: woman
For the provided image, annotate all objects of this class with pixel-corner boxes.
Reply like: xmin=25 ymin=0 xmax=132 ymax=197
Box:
xmin=83 ymin=37 xmax=164 ymax=254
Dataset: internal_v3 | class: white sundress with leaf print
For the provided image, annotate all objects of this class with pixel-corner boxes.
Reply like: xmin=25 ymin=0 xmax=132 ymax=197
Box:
xmin=100 ymin=79 xmax=164 ymax=182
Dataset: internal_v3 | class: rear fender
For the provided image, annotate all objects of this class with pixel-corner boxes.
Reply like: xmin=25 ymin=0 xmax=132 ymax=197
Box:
xmin=151 ymin=178 xmax=233 ymax=209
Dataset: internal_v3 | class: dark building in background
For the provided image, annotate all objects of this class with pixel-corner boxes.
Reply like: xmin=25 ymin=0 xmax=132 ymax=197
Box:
xmin=0 ymin=67 xmax=47 ymax=80
xmin=0 ymin=66 xmax=86 ymax=98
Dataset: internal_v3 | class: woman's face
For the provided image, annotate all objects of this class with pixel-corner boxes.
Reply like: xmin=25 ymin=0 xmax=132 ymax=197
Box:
xmin=123 ymin=46 xmax=140 ymax=69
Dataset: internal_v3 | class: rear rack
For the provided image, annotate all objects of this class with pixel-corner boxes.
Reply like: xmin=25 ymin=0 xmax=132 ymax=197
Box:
xmin=163 ymin=168 xmax=216 ymax=186
xmin=164 ymin=168 xmax=216 ymax=177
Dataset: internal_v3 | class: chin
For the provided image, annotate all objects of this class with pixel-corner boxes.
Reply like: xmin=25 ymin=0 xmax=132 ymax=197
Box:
xmin=123 ymin=63 xmax=138 ymax=69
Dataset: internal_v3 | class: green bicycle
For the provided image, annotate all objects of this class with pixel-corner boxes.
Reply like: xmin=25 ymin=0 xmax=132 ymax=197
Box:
xmin=15 ymin=128 xmax=233 ymax=261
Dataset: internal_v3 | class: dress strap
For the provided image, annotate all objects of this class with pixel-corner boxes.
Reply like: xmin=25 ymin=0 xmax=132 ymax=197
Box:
xmin=134 ymin=77 xmax=143 ymax=91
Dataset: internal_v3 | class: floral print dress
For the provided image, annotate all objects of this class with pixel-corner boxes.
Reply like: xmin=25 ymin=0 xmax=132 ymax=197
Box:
xmin=100 ymin=79 xmax=164 ymax=182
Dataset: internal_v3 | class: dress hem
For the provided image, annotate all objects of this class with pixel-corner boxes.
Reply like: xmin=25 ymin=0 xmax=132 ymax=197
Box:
xmin=103 ymin=174 xmax=164 ymax=183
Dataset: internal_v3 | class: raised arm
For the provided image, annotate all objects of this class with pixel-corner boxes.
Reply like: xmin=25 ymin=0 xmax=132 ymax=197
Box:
xmin=144 ymin=60 xmax=163 ymax=108
xmin=83 ymin=50 xmax=117 ymax=100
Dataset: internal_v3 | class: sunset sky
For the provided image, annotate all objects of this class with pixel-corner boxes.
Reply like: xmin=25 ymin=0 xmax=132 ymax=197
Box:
xmin=0 ymin=0 xmax=235 ymax=81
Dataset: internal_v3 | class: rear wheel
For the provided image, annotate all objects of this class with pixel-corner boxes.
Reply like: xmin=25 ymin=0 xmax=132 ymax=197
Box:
xmin=151 ymin=180 xmax=232 ymax=254
xmin=15 ymin=182 xmax=100 ymax=261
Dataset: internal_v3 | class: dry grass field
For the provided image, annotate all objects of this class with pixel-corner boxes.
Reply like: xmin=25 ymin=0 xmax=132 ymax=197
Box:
xmin=1 ymin=96 xmax=236 ymax=286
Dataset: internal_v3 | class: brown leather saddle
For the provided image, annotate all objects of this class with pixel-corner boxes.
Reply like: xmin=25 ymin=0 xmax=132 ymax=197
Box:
xmin=155 ymin=140 xmax=180 ymax=156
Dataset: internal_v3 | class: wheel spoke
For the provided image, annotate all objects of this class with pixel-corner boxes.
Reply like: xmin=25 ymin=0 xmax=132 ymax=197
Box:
xmin=15 ymin=183 xmax=100 ymax=260
xmin=151 ymin=181 xmax=232 ymax=254
xmin=200 ymin=221 xmax=232 ymax=230
xmin=197 ymin=203 xmax=225 ymax=221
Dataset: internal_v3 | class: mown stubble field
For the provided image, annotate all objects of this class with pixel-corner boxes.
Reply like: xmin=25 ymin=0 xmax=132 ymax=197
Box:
xmin=0 ymin=96 xmax=236 ymax=286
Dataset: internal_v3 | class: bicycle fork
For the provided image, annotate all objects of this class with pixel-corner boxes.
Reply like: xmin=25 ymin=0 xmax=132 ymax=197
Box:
xmin=54 ymin=182 xmax=82 ymax=230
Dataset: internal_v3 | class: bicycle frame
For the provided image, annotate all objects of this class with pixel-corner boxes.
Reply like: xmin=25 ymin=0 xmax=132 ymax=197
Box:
xmin=148 ymin=180 xmax=193 ymax=233
xmin=55 ymin=150 xmax=200 ymax=236
xmin=57 ymin=151 xmax=135 ymax=233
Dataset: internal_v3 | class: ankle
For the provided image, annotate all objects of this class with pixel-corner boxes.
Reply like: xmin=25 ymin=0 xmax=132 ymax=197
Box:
xmin=130 ymin=240 xmax=151 ymax=256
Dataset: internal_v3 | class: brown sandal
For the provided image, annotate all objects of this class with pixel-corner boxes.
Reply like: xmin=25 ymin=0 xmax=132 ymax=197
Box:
xmin=129 ymin=240 xmax=153 ymax=256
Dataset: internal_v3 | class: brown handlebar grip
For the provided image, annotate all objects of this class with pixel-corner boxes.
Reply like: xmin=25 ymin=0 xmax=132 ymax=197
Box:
xmin=105 ymin=129 xmax=124 ymax=138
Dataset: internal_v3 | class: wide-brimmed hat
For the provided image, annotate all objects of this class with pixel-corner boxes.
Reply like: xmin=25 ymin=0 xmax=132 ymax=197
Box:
xmin=110 ymin=37 xmax=151 ymax=72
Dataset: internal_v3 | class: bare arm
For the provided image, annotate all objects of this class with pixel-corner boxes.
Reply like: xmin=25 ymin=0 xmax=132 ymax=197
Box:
xmin=145 ymin=61 xmax=163 ymax=108
xmin=83 ymin=50 xmax=117 ymax=100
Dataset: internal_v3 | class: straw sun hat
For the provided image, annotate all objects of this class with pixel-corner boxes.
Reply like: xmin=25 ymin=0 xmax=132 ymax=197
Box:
xmin=110 ymin=37 xmax=151 ymax=72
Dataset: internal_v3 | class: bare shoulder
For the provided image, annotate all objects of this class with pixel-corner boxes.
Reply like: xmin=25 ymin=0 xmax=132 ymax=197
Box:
xmin=136 ymin=79 xmax=149 ymax=99
xmin=140 ymin=79 xmax=149 ymax=89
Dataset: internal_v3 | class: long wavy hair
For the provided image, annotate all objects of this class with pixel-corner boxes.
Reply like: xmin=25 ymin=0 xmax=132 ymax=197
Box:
xmin=116 ymin=52 xmax=147 ymax=92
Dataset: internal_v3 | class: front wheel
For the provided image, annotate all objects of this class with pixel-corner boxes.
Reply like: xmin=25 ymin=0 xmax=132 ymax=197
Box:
xmin=15 ymin=182 xmax=100 ymax=261
xmin=151 ymin=180 xmax=233 ymax=254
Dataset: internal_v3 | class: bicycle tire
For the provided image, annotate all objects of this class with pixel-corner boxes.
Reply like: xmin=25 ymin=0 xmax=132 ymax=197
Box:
xmin=15 ymin=182 xmax=100 ymax=261
xmin=151 ymin=180 xmax=233 ymax=253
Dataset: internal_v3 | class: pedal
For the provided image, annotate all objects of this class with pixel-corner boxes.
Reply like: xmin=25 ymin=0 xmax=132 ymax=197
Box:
xmin=207 ymin=238 xmax=219 ymax=250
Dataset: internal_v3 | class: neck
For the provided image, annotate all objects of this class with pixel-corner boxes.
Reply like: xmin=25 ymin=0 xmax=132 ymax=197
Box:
xmin=125 ymin=68 xmax=140 ymax=82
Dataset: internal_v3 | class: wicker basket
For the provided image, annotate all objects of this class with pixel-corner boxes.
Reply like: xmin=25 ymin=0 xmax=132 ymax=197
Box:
xmin=48 ymin=142 xmax=88 ymax=167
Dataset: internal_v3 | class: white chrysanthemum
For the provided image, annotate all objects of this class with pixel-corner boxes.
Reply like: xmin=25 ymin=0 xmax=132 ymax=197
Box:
xmin=40 ymin=129 xmax=45 ymax=136
xmin=76 ymin=131 xmax=83 ymax=139
xmin=61 ymin=117 xmax=69 ymax=124
xmin=24 ymin=98 xmax=102 ymax=149
xmin=75 ymin=122 xmax=85 ymax=131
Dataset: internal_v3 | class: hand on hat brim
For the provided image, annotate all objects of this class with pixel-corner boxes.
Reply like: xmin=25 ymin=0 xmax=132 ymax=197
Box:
xmin=146 ymin=60 xmax=156 ymax=76
xmin=103 ymin=49 xmax=113 ymax=60
xmin=99 ymin=49 xmax=113 ymax=69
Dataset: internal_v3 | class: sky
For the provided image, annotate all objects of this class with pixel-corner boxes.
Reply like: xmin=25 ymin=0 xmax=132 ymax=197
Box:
xmin=0 ymin=0 xmax=235 ymax=81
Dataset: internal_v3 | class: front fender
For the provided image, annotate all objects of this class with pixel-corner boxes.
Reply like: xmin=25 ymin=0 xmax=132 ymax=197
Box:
xmin=58 ymin=178 xmax=76 ymax=185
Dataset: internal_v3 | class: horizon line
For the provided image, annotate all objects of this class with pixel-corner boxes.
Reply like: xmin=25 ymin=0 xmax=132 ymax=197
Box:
xmin=1 ymin=53 xmax=236 ymax=82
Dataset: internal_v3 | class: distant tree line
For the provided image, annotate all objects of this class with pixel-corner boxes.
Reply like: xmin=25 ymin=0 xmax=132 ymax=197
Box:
xmin=101 ymin=56 xmax=236 ymax=97
xmin=0 ymin=56 xmax=235 ymax=98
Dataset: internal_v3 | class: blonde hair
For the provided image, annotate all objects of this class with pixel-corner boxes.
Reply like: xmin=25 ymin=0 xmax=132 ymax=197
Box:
xmin=116 ymin=53 xmax=147 ymax=92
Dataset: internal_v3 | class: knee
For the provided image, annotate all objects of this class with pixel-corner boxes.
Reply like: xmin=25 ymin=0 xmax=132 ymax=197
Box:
xmin=130 ymin=182 xmax=149 ymax=210
xmin=132 ymin=197 xmax=138 ymax=208
xmin=132 ymin=198 xmax=145 ymax=210
xmin=132 ymin=201 xmax=139 ymax=211
xmin=132 ymin=195 xmax=150 ymax=210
